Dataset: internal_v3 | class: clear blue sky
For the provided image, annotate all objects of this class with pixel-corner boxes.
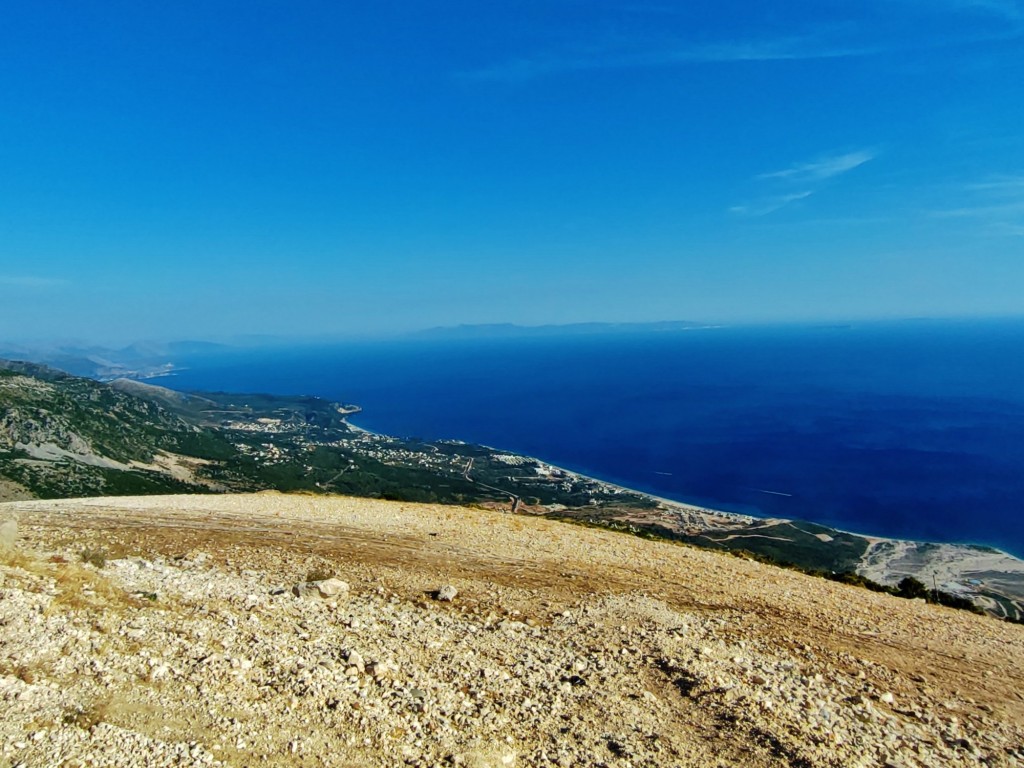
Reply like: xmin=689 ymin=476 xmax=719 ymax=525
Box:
xmin=2 ymin=1 xmax=1022 ymax=343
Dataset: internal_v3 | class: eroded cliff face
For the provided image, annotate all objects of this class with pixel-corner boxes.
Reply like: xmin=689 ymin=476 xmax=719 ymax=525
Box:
xmin=2 ymin=493 xmax=1022 ymax=768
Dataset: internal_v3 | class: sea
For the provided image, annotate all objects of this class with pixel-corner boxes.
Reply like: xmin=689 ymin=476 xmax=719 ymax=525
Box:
xmin=160 ymin=319 xmax=1024 ymax=557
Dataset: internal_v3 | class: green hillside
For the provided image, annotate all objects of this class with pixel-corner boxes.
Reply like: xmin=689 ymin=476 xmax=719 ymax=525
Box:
xmin=0 ymin=359 xmax=652 ymax=508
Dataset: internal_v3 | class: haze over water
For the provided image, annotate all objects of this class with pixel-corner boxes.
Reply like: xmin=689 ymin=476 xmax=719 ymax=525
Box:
xmin=163 ymin=319 xmax=1024 ymax=557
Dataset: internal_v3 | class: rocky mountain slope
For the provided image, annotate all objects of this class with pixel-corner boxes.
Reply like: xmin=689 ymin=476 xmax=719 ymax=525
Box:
xmin=0 ymin=359 xmax=658 ymax=508
xmin=2 ymin=493 xmax=1023 ymax=767
xmin=0 ymin=361 xmax=232 ymax=499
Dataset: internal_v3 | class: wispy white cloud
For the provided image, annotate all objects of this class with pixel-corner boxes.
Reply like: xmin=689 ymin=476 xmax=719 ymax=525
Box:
xmin=889 ymin=0 xmax=1023 ymax=21
xmin=930 ymin=172 xmax=1024 ymax=235
xmin=729 ymin=191 xmax=814 ymax=217
xmin=688 ymin=38 xmax=872 ymax=63
xmin=463 ymin=35 xmax=875 ymax=82
xmin=462 ymin=15 xmax=1024 ymax=83
xmin=965 ymin=175 xmax=1024 ymax=192
xmin=0 ymin=275 xmax=70 ymax=289
xmin=757 ymin=150 xmax=877 ymax=183
xmin=933 ymin=201 xmax=1024 ymax=218
xmin=731 ymin=149 xmax=875 ymax=217
xmin=994 ymin=223 xmax=1024 ymax=236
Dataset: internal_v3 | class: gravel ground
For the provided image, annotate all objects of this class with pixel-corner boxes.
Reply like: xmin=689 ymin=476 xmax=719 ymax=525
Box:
xmin=1 ymin=493 xmax=1023 ymax=767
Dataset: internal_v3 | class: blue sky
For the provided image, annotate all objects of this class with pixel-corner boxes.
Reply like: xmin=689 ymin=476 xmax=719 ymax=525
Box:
xmin=1 ymin=1 xmax=1022 ymax=343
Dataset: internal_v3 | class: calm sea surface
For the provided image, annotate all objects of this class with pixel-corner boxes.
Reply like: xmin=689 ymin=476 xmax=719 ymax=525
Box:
xmin=163 ymin=320 xmax=1024 ymax=556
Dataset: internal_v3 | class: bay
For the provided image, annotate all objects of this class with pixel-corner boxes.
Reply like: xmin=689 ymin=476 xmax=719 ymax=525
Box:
xmin=162 ymin=319 xmax=1024 ymax=556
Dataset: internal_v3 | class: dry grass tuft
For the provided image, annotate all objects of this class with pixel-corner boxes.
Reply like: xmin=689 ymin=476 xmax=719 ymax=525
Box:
xmin=0 ymin=546 xmax=34 ymax=570
xmin=14 ymin=664 xmax=38 ymax=685
xmin=51 ymin=561 xmax=143 ymax=613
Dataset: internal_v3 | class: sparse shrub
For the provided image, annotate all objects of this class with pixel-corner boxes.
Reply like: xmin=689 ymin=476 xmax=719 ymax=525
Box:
xmin=80 ymin=547 xmax=107 ymax=569
xmin=0 ymin=546 xmax=32 ymax=569
xmin=63 ymin=699 xmax=110 ymax=729
xmin=305 ymin=566 xmax=334 ymax=582
xmin=933 ymin=590 xmax=984 ymax=614
xmin=826 ymin=571 xmax=892 ymax=593
xmin=896 ymin=576 xmax=929 ymax=600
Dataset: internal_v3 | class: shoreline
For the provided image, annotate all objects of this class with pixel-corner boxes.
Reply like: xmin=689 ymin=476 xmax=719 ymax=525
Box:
xmin=456 ymin=445 xmax=1024 ymax=610
xmin=547 ymin=458 xmax=1024 ymax=614
xmin=347 ymin=417 xmax=1024 ymax=566
xmin=493 ymin=449 xmax=1024 ymax=563
xmin=341 ymin=417 xmax=379 ymax=437
xmin=154 ymin=330 xmax=1024 ymax=563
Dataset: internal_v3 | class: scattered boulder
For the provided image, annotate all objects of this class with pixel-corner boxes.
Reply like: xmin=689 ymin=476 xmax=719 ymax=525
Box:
xmin=314 ymin=578 xmax=349 ymax=597
xmin=292 ymin=582 xmax=320 ymax=599
xmin=436 ymin=585 xmax=458 ymax=602
xmin=292 ymin=578 xmax=350 ymax=599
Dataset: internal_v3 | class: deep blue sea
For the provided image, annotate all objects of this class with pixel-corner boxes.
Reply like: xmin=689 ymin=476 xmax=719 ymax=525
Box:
xmin=161 ymin=320 xmax=1024 ymax=556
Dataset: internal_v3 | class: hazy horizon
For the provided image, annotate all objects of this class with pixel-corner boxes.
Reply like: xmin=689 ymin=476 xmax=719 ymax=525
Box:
xmin=3 ymin=313 xmax=1023 ymax=352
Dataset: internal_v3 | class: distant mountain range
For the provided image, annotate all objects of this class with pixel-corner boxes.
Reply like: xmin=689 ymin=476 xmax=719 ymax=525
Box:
xmin=0 ymin=322 xmax=721 ymax=380
xmin=414 ymin=320 xmax=717 ymax=339
xmin=0 ymin=340 xmax=230 ymax=381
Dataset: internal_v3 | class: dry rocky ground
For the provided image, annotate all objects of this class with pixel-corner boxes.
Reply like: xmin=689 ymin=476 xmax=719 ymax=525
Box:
xmin=1 ymin=493 xmax=1023 ymax=768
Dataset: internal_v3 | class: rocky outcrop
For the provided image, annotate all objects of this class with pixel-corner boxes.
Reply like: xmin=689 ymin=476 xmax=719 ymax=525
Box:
xmin=0 ymin=406 xmax=91 ymax=456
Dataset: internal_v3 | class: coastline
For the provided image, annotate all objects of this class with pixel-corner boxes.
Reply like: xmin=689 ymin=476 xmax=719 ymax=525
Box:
xmin=346 ymin=415 xmax=1024 ymax=596
xmin=6 ymin=350 xmax=1024 ymax=620
xmin=519 ymin=452 xmax=1024 ymax=560
xmin=183 ymin=381 xmax=1024 ymax=619
xmin=524 ymin=454 xmax=1024 ymax=614
xmin=341 ymin=417 xmax=379 ymax=437
xmin=856 ymin=537 xmax=1024 ymax=616
xmin=421 ymin=429 xmax=1024 ymax=565
xmin=157 ymin=325 xmax=1024 ymax=561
